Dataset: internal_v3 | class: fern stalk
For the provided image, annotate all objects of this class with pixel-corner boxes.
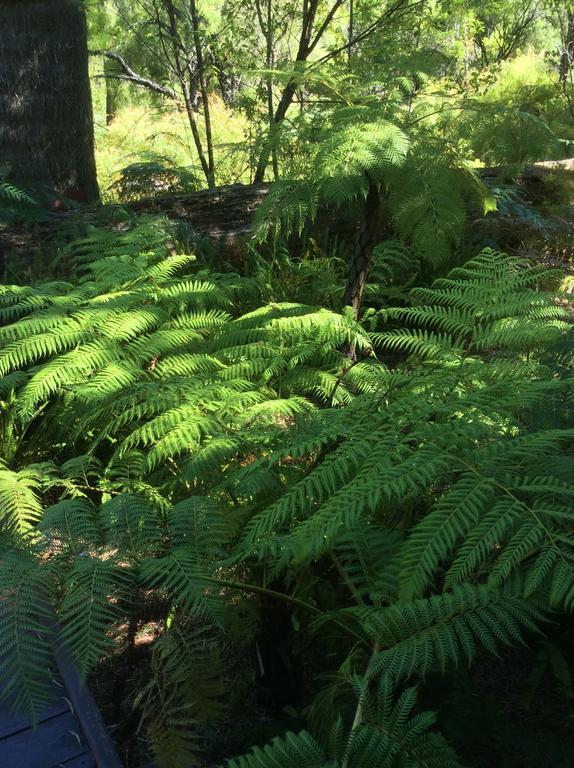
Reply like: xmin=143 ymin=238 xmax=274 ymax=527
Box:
xmin=342 ymin=640 xmax=381 ymax=768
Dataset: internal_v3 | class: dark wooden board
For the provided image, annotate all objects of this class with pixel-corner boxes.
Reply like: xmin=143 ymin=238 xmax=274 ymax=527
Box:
xmin=53 ymin=638 xmax=123 ymax=768
xmin=0 ymin=698 xmax=69 ymax=740
xmin=58 ymin=751 xmax=98 ymax=767
xmin=0 ymin=711 xmax=87 ymax=768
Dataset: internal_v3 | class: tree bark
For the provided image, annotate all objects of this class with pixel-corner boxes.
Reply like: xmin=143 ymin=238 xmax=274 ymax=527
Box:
xmin=342 ymin=179 xmax=384 ymax=317
xmin=559 ymin=9 xmax=574 ymax=84
xmin=189 ymin=0 xmax=215 ymax=187
xmin=104 ymin=58 xmax=118 ymax=125
xmin=0 ymin=0 xmax=99 ymax=201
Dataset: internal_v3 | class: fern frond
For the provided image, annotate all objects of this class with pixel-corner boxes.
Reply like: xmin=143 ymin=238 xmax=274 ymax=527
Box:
xmin=100 ymin=494 xmax=164 ymax=555
xmin=0 ymin=464 xmax=45 ymax=534
xmin=59 ymin=556 xmax=130 ymax=676
xmin=358 ymin=585 xmax=543 ymax=680
xmin=0 ymin=551 xmax=56 ymax=718
xmin=222 ymin=730 xmax=325 ymax=768
xmin=40 ymin=498 xmax=100 ymax=552
xmin=139 ymin=550 xmax=223 ymax=623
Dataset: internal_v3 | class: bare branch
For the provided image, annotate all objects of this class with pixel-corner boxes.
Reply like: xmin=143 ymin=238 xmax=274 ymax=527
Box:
xmin=311 ymin=0 xmax=424 ymax=67
xmin=90 ymin=50 xmax=177 ymax=99
xmin=308 ymin=0 xmax=346 ymax=56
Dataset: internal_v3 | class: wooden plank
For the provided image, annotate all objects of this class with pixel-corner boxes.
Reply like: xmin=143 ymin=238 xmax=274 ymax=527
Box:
xmin=53 ymin=639 xmax=123 ymax=768
xmin=0 ymin=698 xmax=69 ymax=740
xmin=0 ymin=711 xmax=86 ymax=768
xmin=57 ymin=751 xmax=97 ymax=767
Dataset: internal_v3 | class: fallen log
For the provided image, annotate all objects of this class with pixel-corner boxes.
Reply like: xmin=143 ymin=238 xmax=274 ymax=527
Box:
xmin=129 ymin=159 xmax=574 ymax=240
xmin=129 ymin=182 xmax=272 ymax=241
xmin=480 ymin=158 xmax=574 ymax=179
xmin=2 ymin=159 xmax=573 ymax=271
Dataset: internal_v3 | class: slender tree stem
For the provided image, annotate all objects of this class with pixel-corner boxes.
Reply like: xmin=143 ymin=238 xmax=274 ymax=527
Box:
xmin=202 ymin=575 xmax=369 ymax=647
xmin=189 ymin=0 xmax=216 ymax=187
xmin=342 ymin=640 xmax=381 ymax=768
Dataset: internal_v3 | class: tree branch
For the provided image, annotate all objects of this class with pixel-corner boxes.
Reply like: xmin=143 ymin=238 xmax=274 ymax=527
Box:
xmin=90 ymin=50 xmax=177 ymax=99
xmin=308 ymin=0 xmax=346 ymax=56
xmin=311 ymin=0 xmax=424 ymax=67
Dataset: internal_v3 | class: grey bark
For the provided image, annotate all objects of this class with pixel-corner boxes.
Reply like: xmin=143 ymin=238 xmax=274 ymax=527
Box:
xmin=0 ymin=0 xmax=99 ymax=201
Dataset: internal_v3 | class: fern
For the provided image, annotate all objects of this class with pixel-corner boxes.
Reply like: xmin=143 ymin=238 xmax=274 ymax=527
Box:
xmin=343 ymin=585 xmax=545 ymax=680
xmin=253 ymin=103 xmax=494 ymax=286
xmin=1 ymin=227 xmax=573 ymax=768
xmin=0 ymin=463 xmax=45 ymax=534
xmin=0 ymin=224 xmax=376 ymax=495
xmin=0 ymin=177 xmax=46 ymax=226
xmin=234 ymin=251 xmax=573 ymax=600
xmin=223 ymin=676 xmax=461 ymax=768
xmin=136 ymin=624 xmax=225 ymax=768
xmin=59 ymin=556 xmax=131 ymax=677
xmin=0 ymin=551 xmax=56 ymax=718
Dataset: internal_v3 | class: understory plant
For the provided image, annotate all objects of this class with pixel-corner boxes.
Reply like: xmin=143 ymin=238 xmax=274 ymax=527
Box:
xmin=1 ymin=226 xmax=573 ymax=766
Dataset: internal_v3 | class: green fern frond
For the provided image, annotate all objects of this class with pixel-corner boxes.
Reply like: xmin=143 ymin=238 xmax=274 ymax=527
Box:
xmin=355 ymin=585 xmax=544 ymax=680
xmin=100 ymin=494 xmax=164 ymax=555
xmin=139 ymin=550 xmax=223 ymax=624
xmin=0 ymin=550 xmax=55 ymax=718
xmin=0 ymin=464 xmax=45 ymax=534
xmin=40 ymin=498 xmax=100 ymax=552
xmin=59 ymin=556 xmax=131 ymax=676
xmin=222 ymin=730 xmax=325 ymax=768
xmin=333 ymin=522 xmax=403 ymax=605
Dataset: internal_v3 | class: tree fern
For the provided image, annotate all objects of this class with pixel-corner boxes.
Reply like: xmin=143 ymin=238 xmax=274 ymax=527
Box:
xmin=59 ymin=556 xmax=131 ymax=677
xmin=0 ymin=227 xmax=376 ymax=492
xmin=136 ymin=624 xmax=225 ymax=768
xmin=233 ymin=251 xmax=573 ymax=594
xmin=0 ymin=551 xmax=56 ymax=718
xmin=352 ymin=585 xmax=543 ymax=680
xmin=1 ymin=234 xmax=573 ymax=767
xmin=0 ymin=463 xmax=45 ymax=534
xmin=223 ymin=676 xmax=462 ymax=768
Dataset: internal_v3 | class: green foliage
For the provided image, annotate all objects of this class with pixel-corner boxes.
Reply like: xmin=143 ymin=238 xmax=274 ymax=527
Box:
xmin=224 ymin=677 xmax=462 ymax=768
xmin=0 ymin=490 xmax=235 ymax=765
xmin=237 ymin=252 xmax=569 ymax=567
xmin=136 ymin=624 xmax=226 ymax=768
xmin=253 ymin=106 xmax=493 ymax=274
xmin=109 ymin=159 xmax=200 ymax=201
xmin=1 ymin=210 xmax=573 ymax=767
xmin=3 ymin=0 xmax=574 ymax=764
xmin=0 ymin=177 xmax=48 ymax=227
xmin=0 ymin=218 xmax=376 ymax=507
xmin=461 ymin=105 xmax=559 ymax=166
xmin=356 ymin=585 xmax=543 ymax=679
xmin=0 ymin=463 xmax=44 ymax=534
xmin=0 ymin=551 xmax=55 ymax=720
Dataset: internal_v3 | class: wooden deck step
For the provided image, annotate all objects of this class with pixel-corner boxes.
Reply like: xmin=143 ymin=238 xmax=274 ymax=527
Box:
xmin=0 ymin=630 xmax=123 ymax=767
xmin=0 ymin=710 xmax=95 ymax=768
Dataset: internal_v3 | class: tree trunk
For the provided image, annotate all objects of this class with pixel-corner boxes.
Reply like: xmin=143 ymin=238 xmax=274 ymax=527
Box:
xmin=559 ymin=9 xmax=574 ymax=84
xmin=0 ymin=0 xmax=99 ymax=201
xmin=253 ymin=0 xmax=321 ymax=183
xmin=104 ymin=58 xmax=118 ymax=125
xmin=343 ymin=179 xmax=384 ymax=317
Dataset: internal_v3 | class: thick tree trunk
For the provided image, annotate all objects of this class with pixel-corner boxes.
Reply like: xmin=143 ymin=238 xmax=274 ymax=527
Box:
xmin=0 ymin=0 xmax=99 ymax=201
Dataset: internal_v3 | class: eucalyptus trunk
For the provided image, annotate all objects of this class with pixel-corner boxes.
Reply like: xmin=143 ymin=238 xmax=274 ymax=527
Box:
xmin=0 ymin=0 xmax=99 ymax=201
